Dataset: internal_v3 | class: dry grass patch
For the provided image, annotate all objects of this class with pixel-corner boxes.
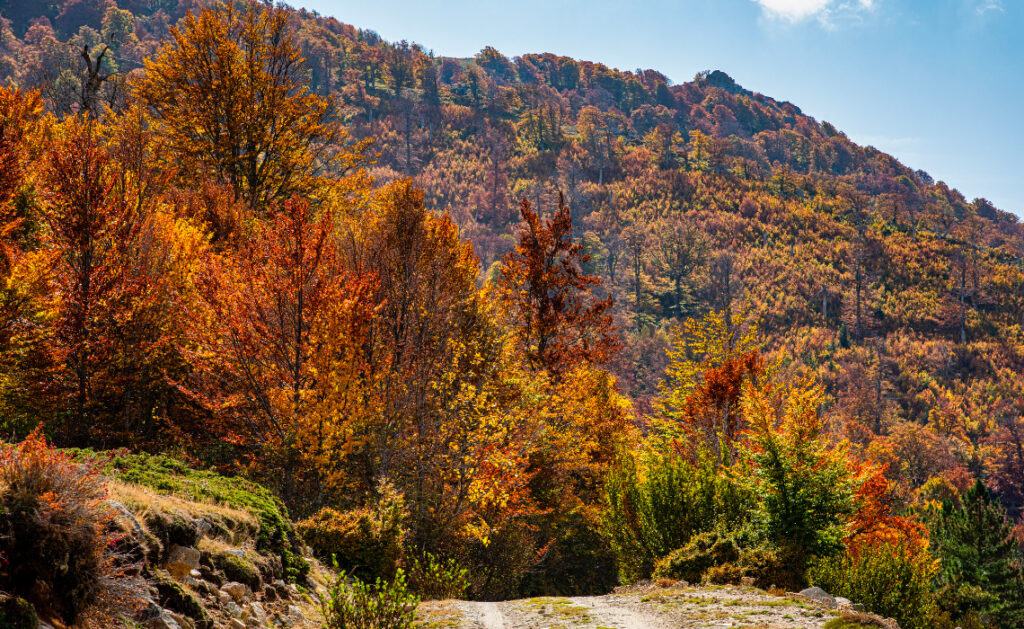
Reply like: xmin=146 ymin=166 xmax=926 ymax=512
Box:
xmin=111 ymin=481 xmax=259 ymax=545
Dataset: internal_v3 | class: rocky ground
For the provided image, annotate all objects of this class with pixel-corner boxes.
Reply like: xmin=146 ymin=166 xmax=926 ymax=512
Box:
xmin=35 ymin=470 xmax=333 ymax=629
xmin=416 ymin=584 xmax=898 ymax=629
xmin=14 ymin=452 xmax=896 ymax=629
xmin=106 ymin=485 xmax=331 ymax=629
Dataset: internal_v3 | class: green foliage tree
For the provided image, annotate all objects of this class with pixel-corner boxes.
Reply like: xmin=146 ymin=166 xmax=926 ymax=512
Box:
xmin=602 ymin=450 xmax=752 ymax=581
xmin=928 ymin=480 xmax=1024 ymax=628
xmin=739 ymin=378 xmax=857 ymax=579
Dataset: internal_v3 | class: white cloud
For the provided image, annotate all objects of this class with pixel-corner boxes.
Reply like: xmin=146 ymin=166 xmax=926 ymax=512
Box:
xmin=751 ymin=0 xmax=875 ymax=24
xmin=752 ymin=0 xmax=830 ymax=21
xmin=976 ymin=0 xmax=1003 ymax=15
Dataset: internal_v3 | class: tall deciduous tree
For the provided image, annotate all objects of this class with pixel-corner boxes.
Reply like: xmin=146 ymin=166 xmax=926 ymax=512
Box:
xmin=499 ymin=194 xmax=619 ymax=376
xmin=186 ymin=195 xmax=375 ymax=502
xmin=42 ymin=117 xmax=145 ymax=445
xmin=353 ymin=181 xmax=539 ymax=549
xmin=134 ymin=0 xmax=355 ymax=211
xmin=0 ymin=87 xmax=51 ymax=436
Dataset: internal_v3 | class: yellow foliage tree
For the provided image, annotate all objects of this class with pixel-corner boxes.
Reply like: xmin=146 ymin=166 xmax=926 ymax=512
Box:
xmin=134 ymin=0 xmax=358 ymax=211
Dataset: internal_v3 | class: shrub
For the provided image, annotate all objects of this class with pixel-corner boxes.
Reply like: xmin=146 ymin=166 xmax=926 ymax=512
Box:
xmin=0 ymin=430 xmax=116 ymax=623
xmin=408 ymin=551 xmax=469 ymax=600
xmin=322 ymin=569 xmax=419 ymax=629
xmin=0 ymin=595 xmax=38 ymax=629
xmin=652 ymin=530 xmax=741 ymax=582
xmin=737 ymin=543 xmax=805 ymax=590
xmin=602 ymin=451 xmax=752 ymax=581
xmin=297 ymin=481 xmax=405 ymax=582
xmin=810 ymin=542 xmax=941 ymax=629
xmin=652 ymin=528 xmax=804 ymax=590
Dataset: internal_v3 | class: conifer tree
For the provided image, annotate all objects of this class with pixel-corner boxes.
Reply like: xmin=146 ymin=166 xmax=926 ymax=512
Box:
xmin=929 ymin=480 xmax=1024 ymax=628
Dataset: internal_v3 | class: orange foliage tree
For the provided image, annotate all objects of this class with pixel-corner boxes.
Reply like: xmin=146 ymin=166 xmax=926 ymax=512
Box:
xmin=0 ymin=87 xmax=51 ymax=433
xmin=351 ymin=181 xmax=541 ymax=549
xmin=185 ymin=194 xmax=376 ymax=501
xmin=41 ymin=117 xmax=147 ymax=445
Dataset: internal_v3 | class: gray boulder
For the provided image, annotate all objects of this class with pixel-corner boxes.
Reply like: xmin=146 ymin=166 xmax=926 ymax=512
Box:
xmin=799 ymin=586 xmax=837 ymax=609
xmin=145 ymin=611 xmax=183 ymax=629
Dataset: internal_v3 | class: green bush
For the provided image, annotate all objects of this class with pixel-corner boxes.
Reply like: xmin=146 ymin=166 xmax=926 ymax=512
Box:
xmin=322 ymin=569 xmax=419 ymax=629
xmin=810 ymin=543 xmax=941 ymax=629
xmin=652 ymin=530 xmax=741 ymax=582
xmin=652 ymin=528 xmax=804 ymax=589
xmin=297 ymin=481 xmax=405 ymax=582
xmin=602 ymin=451 xmax=752 ymax=581
xmin=408 ymin=551 xmax=469 ymax=600
xmin=0 ymin=431 xmax=115 ymax=623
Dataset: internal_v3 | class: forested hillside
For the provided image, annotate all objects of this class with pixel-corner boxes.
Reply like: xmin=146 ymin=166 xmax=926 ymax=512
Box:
xmin=1 ymin=0 xmax=1024 ymax=627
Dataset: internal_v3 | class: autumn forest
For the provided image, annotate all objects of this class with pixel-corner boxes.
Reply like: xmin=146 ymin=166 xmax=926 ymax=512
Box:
xmin=0 ymin=0 xmax=1023 ymax=627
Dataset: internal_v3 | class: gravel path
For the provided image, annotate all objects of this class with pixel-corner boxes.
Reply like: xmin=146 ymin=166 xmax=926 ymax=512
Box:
xmin=423 ymin=585 xmax=845 ymax=628
xmin=472 ymin=601 xmax=506 ymax=629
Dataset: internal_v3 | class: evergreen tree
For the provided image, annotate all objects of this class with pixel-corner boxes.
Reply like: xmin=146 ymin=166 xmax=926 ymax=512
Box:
xmin=929 ymin=480 xmax=1024 ymax=628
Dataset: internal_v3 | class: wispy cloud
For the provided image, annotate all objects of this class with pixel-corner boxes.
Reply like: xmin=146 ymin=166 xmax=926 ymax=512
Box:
xmin=751 ymin=0 xmax=875 ymax=26
xmin=975 ymin=0 xmax=1003 ymax=15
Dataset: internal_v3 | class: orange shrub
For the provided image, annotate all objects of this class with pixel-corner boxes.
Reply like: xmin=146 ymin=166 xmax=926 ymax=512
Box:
xmin=0 ymin=429 xmax=116 ymax=622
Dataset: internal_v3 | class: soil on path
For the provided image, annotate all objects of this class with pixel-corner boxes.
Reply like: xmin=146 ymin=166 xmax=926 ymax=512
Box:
xmin=416 ymin=584 xmax=846 ymax=629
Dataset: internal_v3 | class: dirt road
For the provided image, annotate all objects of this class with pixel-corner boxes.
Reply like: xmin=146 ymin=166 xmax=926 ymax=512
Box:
xmin=416 ymin=584 xmax=846 ymax=629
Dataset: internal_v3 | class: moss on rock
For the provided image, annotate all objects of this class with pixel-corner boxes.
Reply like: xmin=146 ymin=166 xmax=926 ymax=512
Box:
xmin=0 ymin=595 xmax=38 ymax=629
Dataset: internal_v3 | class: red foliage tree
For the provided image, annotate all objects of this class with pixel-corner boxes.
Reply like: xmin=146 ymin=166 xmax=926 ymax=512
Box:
xmin=42 ymin=118 xmax=144 ymax=445
xmin=185 ymin=195 xmax=376 ymax=498
xmin=499 ymin=194 xmax=619 ymax=375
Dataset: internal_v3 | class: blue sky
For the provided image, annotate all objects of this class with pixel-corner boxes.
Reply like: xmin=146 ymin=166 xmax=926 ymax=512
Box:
xmin=294 ymin=0 xmax=1022 ymax=215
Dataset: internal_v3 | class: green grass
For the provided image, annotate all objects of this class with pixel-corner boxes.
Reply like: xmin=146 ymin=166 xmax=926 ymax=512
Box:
xmin=520 ymin=598 xmax=592 ymax=624
xmin=75 ymin=449 xmax=308 ymax=581
xmin=824 ymin=620 xmax=881 ymax=629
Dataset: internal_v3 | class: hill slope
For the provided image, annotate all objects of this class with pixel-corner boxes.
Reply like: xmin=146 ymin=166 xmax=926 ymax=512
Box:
xmin=2 ymin=0 xmax=1024 ymax=518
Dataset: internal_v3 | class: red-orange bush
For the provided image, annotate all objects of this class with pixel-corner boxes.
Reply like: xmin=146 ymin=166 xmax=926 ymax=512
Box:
xmin=0 ymin=428 xmax=115 ymax=622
